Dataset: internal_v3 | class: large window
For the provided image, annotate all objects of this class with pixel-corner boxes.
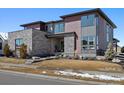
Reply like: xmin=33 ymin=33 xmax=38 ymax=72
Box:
xmin=47 ymin=24 xmax=53 ymax=33
xmin=0 ymin=42 xmax=2 ymax=50
xmin=81 ymin=36 xmax=95 ymax=51
xmin=54 ymin=23 xmax=64 ymax=33
xmin=81 ymin=14 xmax=95 ymax=27
xmin=15 ymin=38 xmax=23 ymax=47
xmin=82 ymin=36 xmax=88 ymax=45
xmin=106 ymin=24 xmax=110 ymax=42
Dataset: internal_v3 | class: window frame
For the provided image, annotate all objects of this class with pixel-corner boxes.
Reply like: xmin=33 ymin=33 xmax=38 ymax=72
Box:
xmin=15 ymin=38 xmax=23 ymax=48
xmin=54 ymin=22 xmax=64 ymax=33
xmin=47 ymin=24 xmax=53 ymax=33
xmin=106 ymin=24 xmax=110 ymax=42
xmin=81 ymin=14 xmax=95 ymax=27
xmin=81 ymin=36 xmax=96 ymax=51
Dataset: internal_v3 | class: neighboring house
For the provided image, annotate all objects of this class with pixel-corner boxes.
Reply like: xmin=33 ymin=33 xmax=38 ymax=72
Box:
xmin=0 ymin=32 xmax=8 ymax=55
xmin=8 ymin=8 xmax=117 ymax=58
xmin=113 ymin=38 xmax=121 ymax=53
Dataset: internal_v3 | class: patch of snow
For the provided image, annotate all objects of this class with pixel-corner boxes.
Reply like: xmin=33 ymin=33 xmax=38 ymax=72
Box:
xmin=55 ymin=71 xmax=124 ymax=81
xmin=42 ymin=71 xmax=46 ymax=74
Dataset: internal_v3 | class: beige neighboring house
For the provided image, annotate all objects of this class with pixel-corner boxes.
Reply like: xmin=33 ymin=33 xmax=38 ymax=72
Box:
xmin=0 ymin=32 xmax=8 ymax=55
xmin=113 ymin=38 xmax=121 ymax=53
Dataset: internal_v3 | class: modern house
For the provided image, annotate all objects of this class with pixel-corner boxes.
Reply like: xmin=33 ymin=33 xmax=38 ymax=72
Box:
xmin=0 ymin=33 xmax=8 ymax=55
xmin=8 ymin=8 xmax=117 ymax=58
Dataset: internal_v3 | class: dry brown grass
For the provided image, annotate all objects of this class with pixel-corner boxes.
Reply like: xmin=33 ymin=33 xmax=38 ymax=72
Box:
xmin=34 ymin=59 xmax=123 ymax=72
xmin=1 ymin=66 xmax=124 ymax=85
xmin=0 ymin=57 xmax=25 ymax=64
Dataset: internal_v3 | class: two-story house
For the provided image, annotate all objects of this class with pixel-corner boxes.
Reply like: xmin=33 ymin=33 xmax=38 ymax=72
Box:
xmin=8 ymin=8 xmax=117 ymax=58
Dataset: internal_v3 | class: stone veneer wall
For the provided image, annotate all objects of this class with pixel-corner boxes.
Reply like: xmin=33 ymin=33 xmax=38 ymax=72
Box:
xmin=8 ymin=29 xmax=53 ymax=56
xmin=8 ymin=29 xmax=33 ymax=55
xmin=32 ymin=30 xmax=51 ymax=56
xmin=64 ymin=36 xmax=75 ymax=57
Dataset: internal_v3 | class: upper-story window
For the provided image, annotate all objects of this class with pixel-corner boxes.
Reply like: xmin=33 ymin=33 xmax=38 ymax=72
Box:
xmin=47 ymin=24 xmax=53 ymax=33
xmin=15 ymin=38 xmax=23 ymax=47
xmin=106 ymin=24 xmax=110 ymax=42
xmin=54 ymin=23 xmax=64 ymax=33
xmin=81 ymin=14 xmax=95 ymax=27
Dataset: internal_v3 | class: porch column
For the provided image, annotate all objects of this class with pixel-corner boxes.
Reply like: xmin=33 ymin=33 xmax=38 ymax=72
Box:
xmin=64 ymin=36 xmax=75 ymax=57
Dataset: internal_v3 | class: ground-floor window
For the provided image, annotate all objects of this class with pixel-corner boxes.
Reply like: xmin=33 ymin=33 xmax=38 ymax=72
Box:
xmin=81 ymin=36 xmax=96 ymax=53
xmin=0 ymin=42 xmax=2 ymax=50
xmin=15 ymin=38 xmax=23 ymax=48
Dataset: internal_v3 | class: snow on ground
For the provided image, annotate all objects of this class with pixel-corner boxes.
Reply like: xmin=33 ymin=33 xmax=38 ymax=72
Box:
xmin=55 ymin=71 xmax=124 ymax=81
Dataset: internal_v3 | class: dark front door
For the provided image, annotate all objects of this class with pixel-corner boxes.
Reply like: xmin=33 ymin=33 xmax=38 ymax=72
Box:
xmin=60 ymin=40 xmax=64 ymax=52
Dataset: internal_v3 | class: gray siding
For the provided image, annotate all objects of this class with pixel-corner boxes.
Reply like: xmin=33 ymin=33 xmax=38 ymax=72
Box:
xmin=98 ymin=15 xmax=114 ymax=51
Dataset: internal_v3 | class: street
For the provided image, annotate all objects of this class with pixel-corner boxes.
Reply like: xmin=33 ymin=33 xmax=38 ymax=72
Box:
xmin=0 ymin=71 xmax=92 ymax=85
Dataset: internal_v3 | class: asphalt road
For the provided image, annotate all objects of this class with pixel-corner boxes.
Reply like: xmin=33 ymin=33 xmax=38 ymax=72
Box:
xmin=0 ymin=71 xmax=90 ymax=85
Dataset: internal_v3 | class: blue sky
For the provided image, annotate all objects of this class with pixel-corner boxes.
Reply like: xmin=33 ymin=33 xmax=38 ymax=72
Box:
xmin=0 ymin=8 xmax=124 ymax=46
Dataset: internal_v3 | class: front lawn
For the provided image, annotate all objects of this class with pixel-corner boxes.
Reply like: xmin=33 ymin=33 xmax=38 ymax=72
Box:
xmin=0 ymin=57 xmax=25 ymax=64
xmin=34 ymin=59 xmax=123 ymax=72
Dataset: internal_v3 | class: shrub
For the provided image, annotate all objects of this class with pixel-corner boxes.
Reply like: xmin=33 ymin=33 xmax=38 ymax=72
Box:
xmin=19 ymin=44 xmax=27 ymax=59
xmin=3 ymin=44 xmax=11 ymax=57
xmin=121 ymin=46 xmax=124 ymax=53
xmin=105 ymin=42 xmax=115 ymax=60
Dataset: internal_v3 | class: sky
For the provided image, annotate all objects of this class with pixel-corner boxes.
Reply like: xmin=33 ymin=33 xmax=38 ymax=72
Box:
xmin=0 ymin=8 xmax=124 ymax=46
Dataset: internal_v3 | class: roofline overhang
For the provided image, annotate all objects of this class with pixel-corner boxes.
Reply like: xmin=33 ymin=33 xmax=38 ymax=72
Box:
xmin=45 ymin=20 xmax=63 ymax=24
xmin=20 ymin=21 xmax=45 ymax=27
xmin=46 ymin=32 xmax=76 ymax=38
xmin=113 ymin=38 xmax=120 ymax=43
xmin=60 ymin=8 xmax=117 ymax=28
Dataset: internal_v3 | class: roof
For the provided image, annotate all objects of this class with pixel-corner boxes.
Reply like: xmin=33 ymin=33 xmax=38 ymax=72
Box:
xmin=20 ymin=20 xmax=63 ymax=26
xmin=0 ymin=32 xmax=8 ymax=40
xmin=47 ymin=32 xmax=76 ymax=38
xmin=46 ymin=20 xmax=63 ymax=24
xmin=113 ymin=38 xmax=120 ymax=43
xmin=20 ymin=21 xmax=45 ymax=27
xmin=60 ymin=8 xmax=117 ymax=28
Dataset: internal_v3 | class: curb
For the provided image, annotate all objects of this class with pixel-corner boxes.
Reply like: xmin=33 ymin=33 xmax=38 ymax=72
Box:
xmin=0 ymin=69 xmax=114 ymax=85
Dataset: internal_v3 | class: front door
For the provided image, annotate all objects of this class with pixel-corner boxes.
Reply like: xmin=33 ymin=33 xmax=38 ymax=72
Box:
xmin=60 ymin=40 xmax=64 ymax=52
